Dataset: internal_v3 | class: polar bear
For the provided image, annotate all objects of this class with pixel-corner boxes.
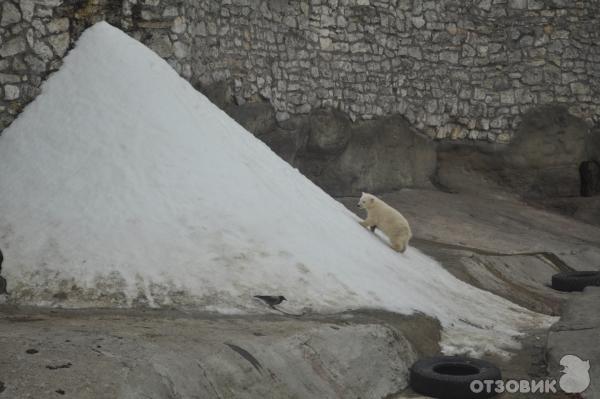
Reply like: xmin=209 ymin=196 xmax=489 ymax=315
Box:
xmin=357 ymin=192 xmax=412 ymax=253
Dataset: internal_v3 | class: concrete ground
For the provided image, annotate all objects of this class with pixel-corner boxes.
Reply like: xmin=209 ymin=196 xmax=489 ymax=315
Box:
xmin=2 ymin=188 xmax=599 ymax=398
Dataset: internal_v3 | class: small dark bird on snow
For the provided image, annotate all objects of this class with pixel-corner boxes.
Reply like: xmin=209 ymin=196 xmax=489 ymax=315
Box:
xmin=254 ymin=295 xmax=286 ymax=307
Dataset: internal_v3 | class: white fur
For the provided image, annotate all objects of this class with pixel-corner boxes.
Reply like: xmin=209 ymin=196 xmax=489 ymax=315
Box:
xmin=357 ymin=192 xmax=412 ymax=253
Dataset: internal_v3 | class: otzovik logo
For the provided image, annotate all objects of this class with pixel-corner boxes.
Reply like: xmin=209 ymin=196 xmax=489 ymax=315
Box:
xmin=470 ymin=354 xmax=591 ymax=395
xmin=559 ymin=355 xmax=591 ymax=394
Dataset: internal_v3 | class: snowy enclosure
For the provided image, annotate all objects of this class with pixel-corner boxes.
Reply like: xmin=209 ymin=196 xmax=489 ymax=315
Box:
xmin=0 ymin=22 xmax=553 ymax=356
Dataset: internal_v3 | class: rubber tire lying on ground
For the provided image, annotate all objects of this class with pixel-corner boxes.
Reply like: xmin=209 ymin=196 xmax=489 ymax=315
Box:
xmin=410 ymin=356 xmax=501 ymax=399
xmin=551 ymin=271 xmax=600 ymax=292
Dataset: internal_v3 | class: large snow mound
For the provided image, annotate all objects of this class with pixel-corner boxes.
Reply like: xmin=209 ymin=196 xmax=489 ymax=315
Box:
xmin=0 ymin=22 xmax=552 ymax=356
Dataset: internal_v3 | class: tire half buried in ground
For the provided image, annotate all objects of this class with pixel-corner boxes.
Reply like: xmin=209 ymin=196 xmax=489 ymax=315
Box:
xmin=410 ymin=356 xmax=501 ymax=399
xmin=551 ymin=271 xmax=600 ymax=292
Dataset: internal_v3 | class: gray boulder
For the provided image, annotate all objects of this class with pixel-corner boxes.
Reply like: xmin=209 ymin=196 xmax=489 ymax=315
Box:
xmin=0 ymin=308 xmax=439 ymax=399
xmin=197 ymin=80 xmax=234 ymax=109
xmin=215 ymin=98 xmax=437 ymax=196
xmin=260 ymin=126 xmax=307 ymax=165
xmin=306 ymin=108 xmax=351 ymax=155
xmin=226 ymin=101 xmax=276 ymax=137
xmin=438 ymin=106 xmax=597 ymax=199
xmin=503 ymin=106 xmax=590 ymax=198
xmin=298 ymin=115 xmax=437 ymax=196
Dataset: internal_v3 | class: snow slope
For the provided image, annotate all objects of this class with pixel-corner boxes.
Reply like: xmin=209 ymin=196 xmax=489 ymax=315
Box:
xmin=0 ymin=22 xmax=553 ymax=356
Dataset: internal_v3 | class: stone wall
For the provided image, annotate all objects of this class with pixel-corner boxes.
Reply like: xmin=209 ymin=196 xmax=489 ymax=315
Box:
xmin=1 ymin=0 xmax=599 ymax=143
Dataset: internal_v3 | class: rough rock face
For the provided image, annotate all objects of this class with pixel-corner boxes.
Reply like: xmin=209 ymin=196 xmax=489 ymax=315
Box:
xmin=1 ymin=0 xmax=599 ymax=144
xmin=226 ymin=101 xmax=307 ymax=165
xmin=227 ymin=99 xmax=600 ymax=199
xmin=205 ymin=81 xmax=600 ymax=199
xmin=0 ymin=309 xmax=440 ymax=399
xmin=437 ymin=106 xmax=597 ymax=199
xmin=226 ymin=101 xmax=277 ymax=137
xmin=224 ymin=100 xmax=437 ymax=196
xmin=502 ymin=106 xmax=591 ymax=198
xmin=297 ymin=114 xmax=436 ymax=196
xmin=306 ymin=108 xmax=351 ymax=155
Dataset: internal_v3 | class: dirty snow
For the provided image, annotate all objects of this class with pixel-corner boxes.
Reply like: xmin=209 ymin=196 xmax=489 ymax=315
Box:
xmin=0 ymin=22 xmax=554 ymax=356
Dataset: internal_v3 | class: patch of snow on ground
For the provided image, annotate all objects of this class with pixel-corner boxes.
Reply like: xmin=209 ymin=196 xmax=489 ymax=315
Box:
xmin=0 ymin=22 xmax=554 ymax=357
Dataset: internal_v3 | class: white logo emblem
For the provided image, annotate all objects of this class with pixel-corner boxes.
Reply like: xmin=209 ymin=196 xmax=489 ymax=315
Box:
xmin=559 ymin=354 xmax=590 ymax=394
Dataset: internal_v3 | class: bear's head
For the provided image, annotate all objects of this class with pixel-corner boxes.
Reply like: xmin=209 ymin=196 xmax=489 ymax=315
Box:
xmin=357 ymin=192 xmax=377 ymax=209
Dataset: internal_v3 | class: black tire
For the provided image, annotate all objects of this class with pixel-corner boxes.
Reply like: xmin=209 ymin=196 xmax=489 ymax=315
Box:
xmin=551 ymin=271 xmax=600 ymax=292
xmin=410 ymin=356 xmax=501 ymax=399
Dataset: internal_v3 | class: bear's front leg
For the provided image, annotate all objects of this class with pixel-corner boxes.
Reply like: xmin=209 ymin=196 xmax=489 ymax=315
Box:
xmin=359 ymin=219 xmax=376 ymax=232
